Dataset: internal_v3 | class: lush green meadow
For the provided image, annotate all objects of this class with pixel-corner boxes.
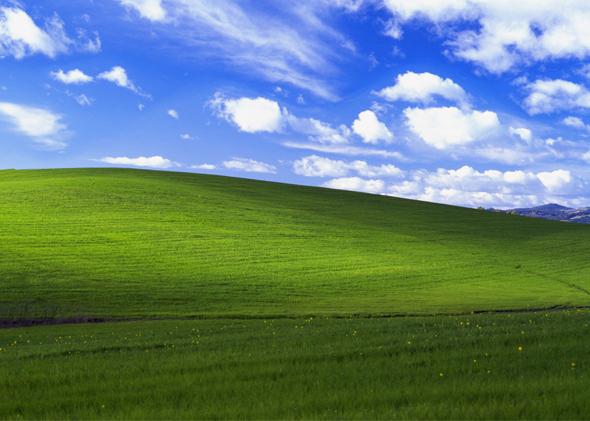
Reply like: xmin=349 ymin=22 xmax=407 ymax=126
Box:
xmin=2 ymin=311 xmax=589 ymax=419
xmin=2 ymin=168 xmax=590 ymax=419
xmin=1 ymin=168 xmax=590 ymax=320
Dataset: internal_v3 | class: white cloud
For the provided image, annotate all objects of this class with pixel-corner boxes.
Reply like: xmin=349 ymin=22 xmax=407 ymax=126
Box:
xmin=383 ymin=0 xmax=471 ymax=22
xmin=180 ymin=133 xmax=193 ymax=140
xmin=115 ymin=1 xmax=363 ymax=99
xmin=51 ymin=69 xmax=93 ymax=84
xmin=212 ymin=95 xmax=350 ymax=144
xmin=351 ymin=110 xmax=393 ymax=144
xmin=382 ymin=1 xmax=590 ymax=73
xmin=285 ymin=113 xmax=350 ymax=144
xmin=315 ymin=162 xmax=582 ymax=208
xmin=74 ymin=94 xmax=93 ymax=107
xmin=563 ymin=116 xmax=586 ymax=128
xmin=537 ymin=169 xmax=572 ymax=192
xmin=191 ymin=163 xmax=216 ymax=170
xmin=523 ymin=79 xmax=590 ymax=114
xmin=98 ymin=66 xmax=148 ymax=97
xmin=223 ymin=157 xmax=276 ymax=174
xmin=470 ymin=146 xmax=546 ymax=165
xmin=168 ymin=109 xmax=179 ymax=119
xmin=383 ymin=19 xmax=403 ymax=39
xmin=119 ymin=0 xmax=167 ymax=21
xmin=387 ymin=165 xmax=575 ymax=208
xmin=0 ymin=7 xmax=70 ymax=59
xmin=376 ymin=71 xmax=467 ymax=105
xmin=293 ymin=155 xmax=403 ymax=178
xmin=0 ymin=101 xmax=67 ymax=149
xmin=404 ymin=106 xmax=500 ymax=149
xmin=324 ymin=177 xmax=385 ymax=194
xmin=215 ymin=96 xmax=283 ymax=133
xmin=99 ymin=155 xmax=179 ymax=169
xmin=509 ymin=126 xmax=532 ymax=142
xmin=99 ymin=66 xmax=134 ymax=88
xmin=281 ymin=141 xmax=405 ymax=159
xmin=79 ymin=32 xmax=101 ymax=53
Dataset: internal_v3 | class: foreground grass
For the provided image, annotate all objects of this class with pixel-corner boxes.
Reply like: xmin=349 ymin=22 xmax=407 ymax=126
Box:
xmin=1 ymin=168 xmax=590 ymax=320
xmin=1 ymin=311 xmax=589 ymax=419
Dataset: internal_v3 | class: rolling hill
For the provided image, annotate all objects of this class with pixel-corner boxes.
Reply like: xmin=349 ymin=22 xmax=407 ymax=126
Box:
xmin=1 ymin=168 xmax=590 ymax=321
xmin=3 ymin=168 xmax=590 ymax=419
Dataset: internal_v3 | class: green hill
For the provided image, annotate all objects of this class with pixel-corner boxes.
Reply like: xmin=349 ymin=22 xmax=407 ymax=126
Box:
xmin=3 ymin=168 xmax=590 ymax=419
xmin=2 ymin=168 xmax=589 ymax=320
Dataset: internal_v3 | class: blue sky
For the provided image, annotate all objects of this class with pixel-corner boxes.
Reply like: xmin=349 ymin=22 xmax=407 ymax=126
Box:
xmin=4 ymin=0 xmax=590 ymax=208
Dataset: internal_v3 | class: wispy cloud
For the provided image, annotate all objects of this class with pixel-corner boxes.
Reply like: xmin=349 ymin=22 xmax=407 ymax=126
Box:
xmin=0 ymin=6 xmax=100 ymax=59
xmin=117 ymin=0 xmax=358 ymax=99
xmin=223 ymin=157 xmax=276 ymax=174
xmin=191 ymin=163 xmax=216 ymax=170
xmin=0 ymin=102 xmax=68 ymax=149
xmin=98 ymin=155 xmax=179 ymax=169
xmin=382 ymin=2 xmax=590 ymax=74
xmin=0 ymin=7 xmax=70 ymax=59
xmin=282 ymin=141 xmax=406 ymax=160
xmin=98 ymin=66 xmax=149 ymax=98
xmin=294 ymin=155 xmax=403 ymax=178
xmin=119 ymin=0 xmax=166 ymax=22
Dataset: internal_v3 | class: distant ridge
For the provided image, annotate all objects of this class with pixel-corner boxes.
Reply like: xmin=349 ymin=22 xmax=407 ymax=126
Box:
xmin=492 ymin=203 xmax=590 ymax=224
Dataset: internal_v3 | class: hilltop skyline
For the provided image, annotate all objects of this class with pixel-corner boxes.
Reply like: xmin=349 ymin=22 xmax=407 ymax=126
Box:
xmin=3 ymin=0 xmax=590 ymax=208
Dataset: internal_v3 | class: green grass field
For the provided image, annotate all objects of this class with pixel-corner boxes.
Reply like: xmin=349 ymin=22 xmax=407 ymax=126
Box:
xmin=2 ymin=312 xmax=589 ymax=419
xmin=1 ymin=168 xmax=590 ymax=419
xmin=2 ymin=168 xmax=590 ymax=319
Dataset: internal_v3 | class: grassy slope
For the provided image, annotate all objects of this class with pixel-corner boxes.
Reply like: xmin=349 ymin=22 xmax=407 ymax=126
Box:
xmin=1 ymin=167 xmax=590 ymax=319
xmin=2 ymin=168 xmax=590 ymax=420
xmin=2 ymin=311 xmax=589 ymax=419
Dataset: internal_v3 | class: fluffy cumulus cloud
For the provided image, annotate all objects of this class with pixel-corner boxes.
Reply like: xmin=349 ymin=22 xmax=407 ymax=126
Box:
xmin=537 ymin=169 xmax=572 ymax=192
xmin=376 ymin=71 xmax=467 ymax=105
xmin=0 ymin=7 xmax=70 ymax=59
xmin=119 ymin=0 xmax=167 ymax=21
xmin=388 ymin=166 xmax=576 ymax=208
xmin=0 ymin=102 xmax=68 ymax=149
xmin=98 ymin=66 xmax=147 ymax=97
xmin=98 ymin=66 xmax=134 ymax=88
xmin=168 ymin=109 xmax=179 ymax=119
xmin=51 ymin=69 xmax=93 ymax=84
xmin=293 ymin=155 xmax=403 ymax=178
xmin=223 ymin=157 xmax=277 ymax=173
xmin=317 ymin=163 xmax=579 ymax=208
xmin=352 ymin=110 xmax=393 ymax=144
xmin=212 ymin=95 xmax=350 ymax=144
xmin=382 ymin=1 xmax=590 ymax=73
xmin=404 ymin=106 xmax=500 ymax=149
xmin=523 ymin=79 xmax=590 ymax=115
xmin=509 ymin=126 xmax=532 ymax=142
xmin=99 ymin=156 xmax=179 ymax=169
xmin=214 ymin=96 xmax=283 ymax=133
